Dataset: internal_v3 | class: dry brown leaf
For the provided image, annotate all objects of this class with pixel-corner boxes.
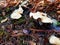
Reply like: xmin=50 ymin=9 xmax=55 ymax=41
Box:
xmin=57 ymin=11 xmax=60 ymax=14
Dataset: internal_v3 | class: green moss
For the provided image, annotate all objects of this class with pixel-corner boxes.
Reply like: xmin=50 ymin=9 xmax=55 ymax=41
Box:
xmin=57 ymin=22 xmax=60 ymax=26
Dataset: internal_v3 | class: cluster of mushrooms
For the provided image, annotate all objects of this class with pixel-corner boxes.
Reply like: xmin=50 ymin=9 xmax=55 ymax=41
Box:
xmin=0 ymin=0 xmax=60 ymax=45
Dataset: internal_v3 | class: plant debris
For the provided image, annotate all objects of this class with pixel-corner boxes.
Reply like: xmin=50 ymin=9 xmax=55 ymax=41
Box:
xmin=0 ymin=0 xmax=60 ymax=45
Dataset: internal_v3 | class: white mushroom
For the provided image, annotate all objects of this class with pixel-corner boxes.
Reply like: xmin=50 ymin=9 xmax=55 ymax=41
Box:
xmin=49 ymin=35 xmax=60 ymax=45
xmin=30 ymin=12 xmax=47 ymax=19
xmin=30 ymin=11 xmax=52 ymax=23
xmin=41 ymin=17 xmax=52 ymax=23
xmin=10 ymin=6 xmax=23 ymax=19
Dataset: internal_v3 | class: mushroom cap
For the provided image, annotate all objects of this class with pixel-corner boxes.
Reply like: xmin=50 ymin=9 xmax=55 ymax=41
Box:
xmin=11 ymin=12 xmax=22 ymax=19
xmin=10 ymin=6 xmax=23 ymax=19
xmin=10 ymin=9 xmax=22 ymax=19
xmin=41 ymin=17 xmax=52 ymax=23
xmin=30 ymin=11 xmax=52 ymax=23
xmin=49 ymin=35 xmax=60 ymax=45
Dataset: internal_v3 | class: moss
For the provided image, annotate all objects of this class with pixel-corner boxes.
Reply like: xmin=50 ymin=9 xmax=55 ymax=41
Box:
xmin=57 ymin=22 xmax=60 ymax=26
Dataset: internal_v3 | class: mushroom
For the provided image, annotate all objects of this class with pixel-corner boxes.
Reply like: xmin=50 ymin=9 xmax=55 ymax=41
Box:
xmin=49 ymin=35 xmax=60 ymax=45
xmin=10 ymin=6 xmax=23 ymax=19
xmin=29 ymin=11 xmax=52 ymax=23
